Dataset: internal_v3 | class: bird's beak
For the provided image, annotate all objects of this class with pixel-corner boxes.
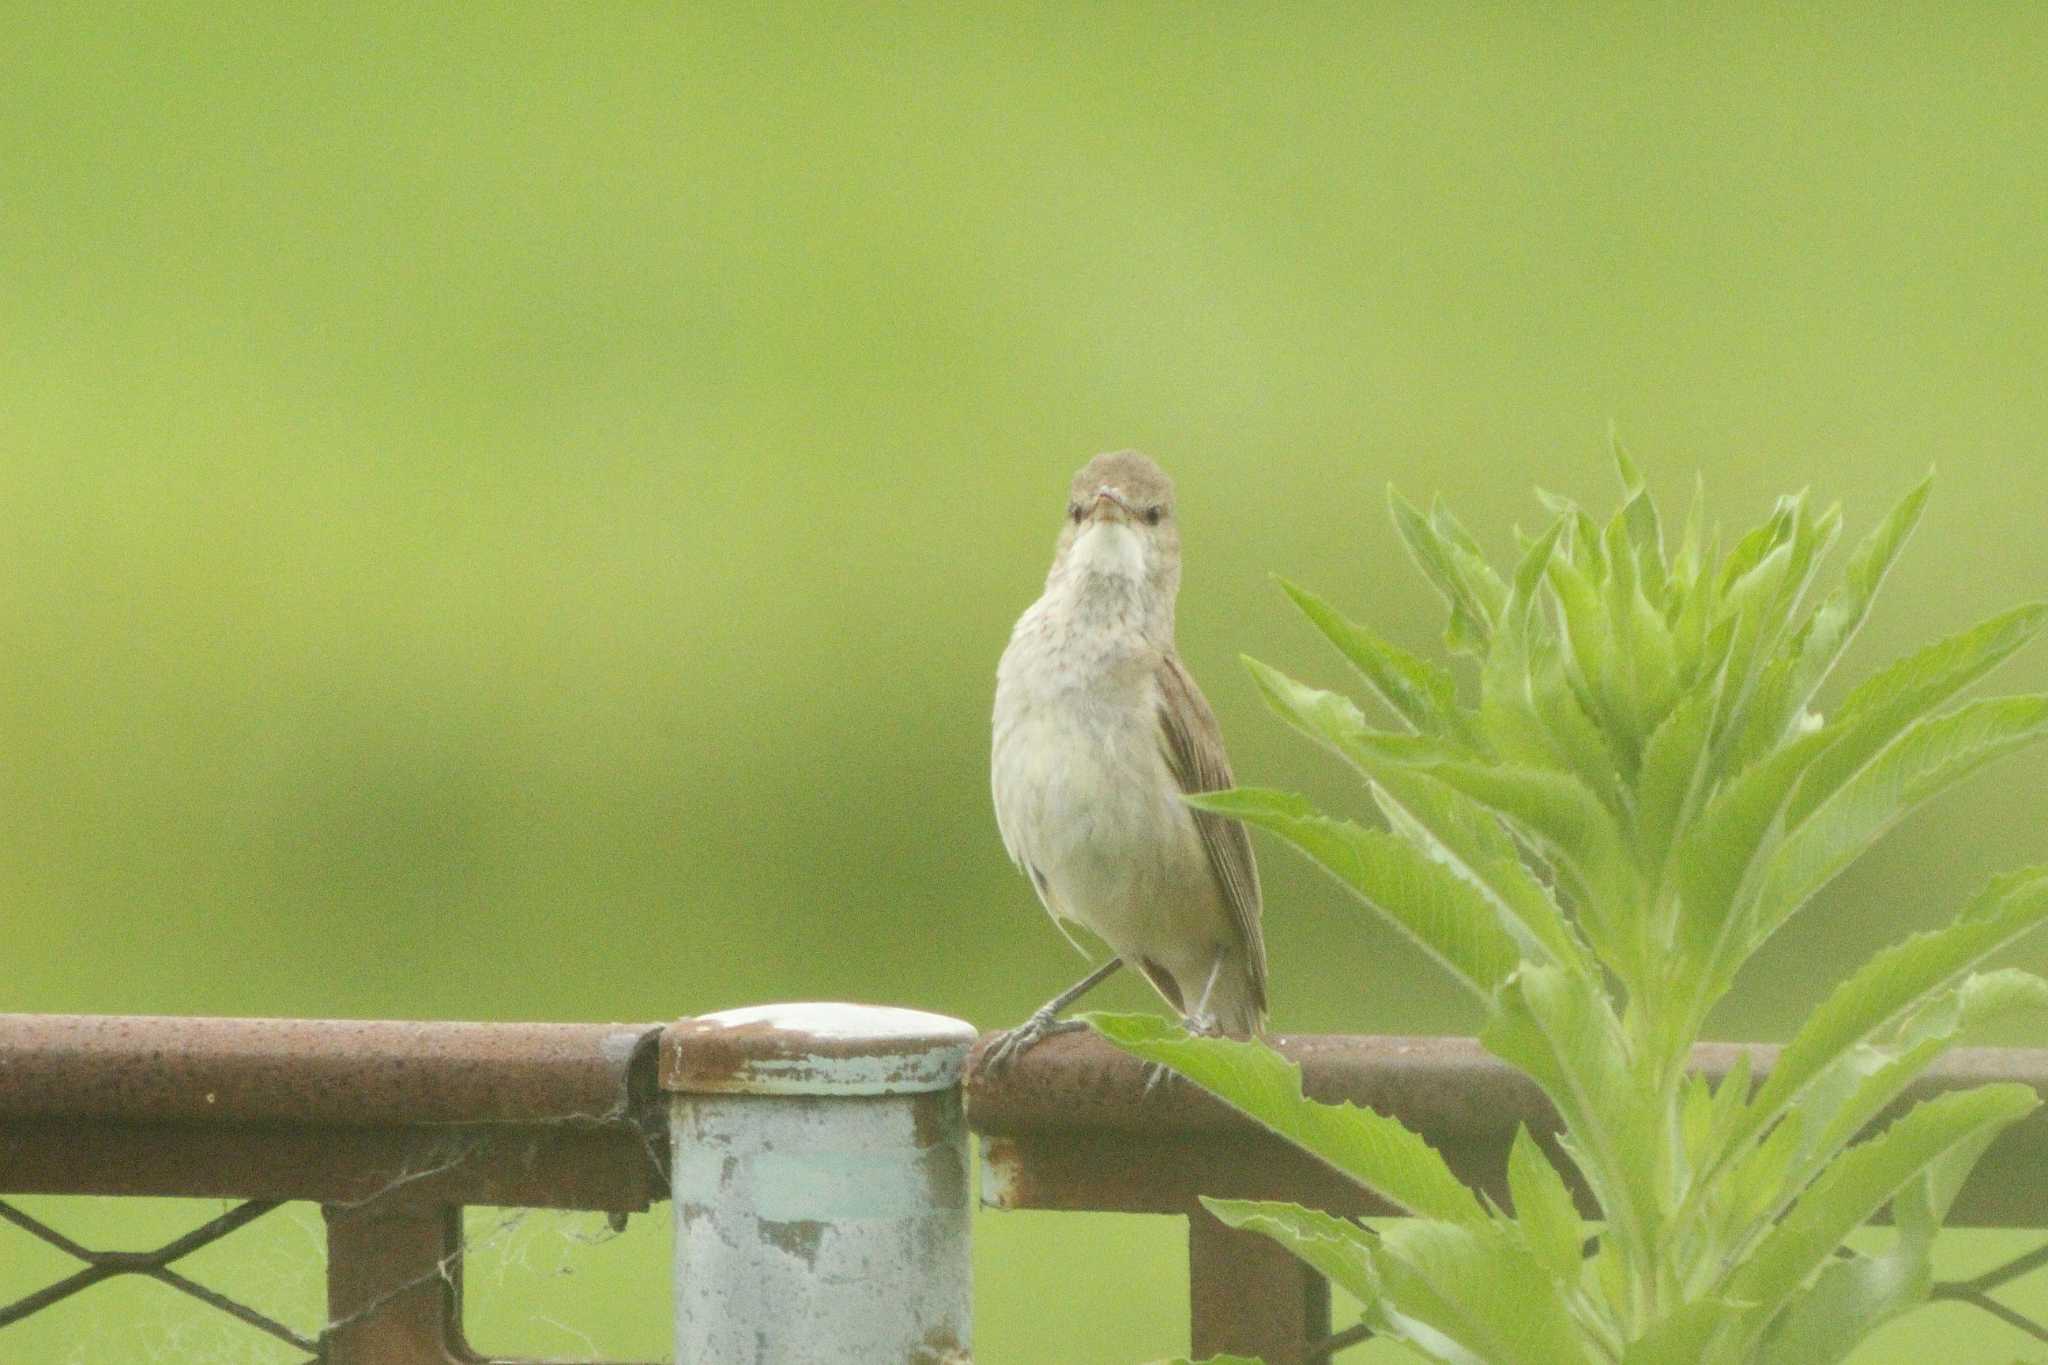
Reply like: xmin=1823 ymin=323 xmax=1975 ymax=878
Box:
xmin=1087 ymin=487 xmax=1133 ymax=524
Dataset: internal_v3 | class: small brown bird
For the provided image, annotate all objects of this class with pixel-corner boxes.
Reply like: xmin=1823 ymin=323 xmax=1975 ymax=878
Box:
xmin=983 ymin=451 xmax=1267 ymax=1073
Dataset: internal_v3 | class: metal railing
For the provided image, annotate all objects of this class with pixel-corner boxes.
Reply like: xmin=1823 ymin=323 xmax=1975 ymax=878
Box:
xmin=3 ymin=1008 xmax=2046 ymax=1362
xmin=0 ymin=1014 xmax=668 ymax=1363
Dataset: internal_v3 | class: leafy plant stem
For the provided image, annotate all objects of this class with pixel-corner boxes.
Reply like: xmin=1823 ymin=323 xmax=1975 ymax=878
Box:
xmin=1097 ymin=458 xmax=2047 ymax=1365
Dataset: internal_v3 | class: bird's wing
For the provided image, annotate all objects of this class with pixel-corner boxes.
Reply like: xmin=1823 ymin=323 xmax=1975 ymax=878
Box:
xmin=1154 ymin=650 xmax=1268 ymax=1012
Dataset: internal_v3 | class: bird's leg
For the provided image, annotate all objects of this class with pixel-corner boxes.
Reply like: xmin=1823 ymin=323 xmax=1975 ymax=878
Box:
xmin=977 ymin=957 xmax=1124 ymax=1077
xmin=1145 ymin=952 xmax=1231 ymax=1100
xmin=1146 ymin=957 xmax=1220 ymax=1105
xmin=1183 ymin=950 xmax=1228 ymax=1037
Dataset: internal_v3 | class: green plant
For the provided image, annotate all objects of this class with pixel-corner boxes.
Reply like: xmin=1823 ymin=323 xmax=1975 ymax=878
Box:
xmin=1096 ymin=451 xmax=2048 ymax=1363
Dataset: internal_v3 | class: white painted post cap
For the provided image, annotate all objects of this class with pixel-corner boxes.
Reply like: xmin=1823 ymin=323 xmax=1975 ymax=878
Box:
xmin=661 ymin=1002 xmax=979 ymax=1096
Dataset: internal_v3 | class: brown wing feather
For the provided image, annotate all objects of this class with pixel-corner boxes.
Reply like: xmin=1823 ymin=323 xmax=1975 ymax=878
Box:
xmin=1154 ymin=651 xmax=1268 ymax=1014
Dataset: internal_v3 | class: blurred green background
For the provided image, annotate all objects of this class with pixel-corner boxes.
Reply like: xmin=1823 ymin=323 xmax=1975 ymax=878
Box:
xmin=4 ymin=4 xmax=2046 ymax=1361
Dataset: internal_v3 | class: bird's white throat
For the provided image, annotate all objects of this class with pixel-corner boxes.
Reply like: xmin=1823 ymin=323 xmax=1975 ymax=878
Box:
xmin=1065 ymin=520 xmax=1147 ymax=584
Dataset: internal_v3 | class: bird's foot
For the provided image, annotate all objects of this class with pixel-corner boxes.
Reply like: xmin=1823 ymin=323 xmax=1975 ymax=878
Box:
xmin=1140 ymin=1058 xmax=1185 ymax=1099
xmin=977 ymin=1007 xmax=1087 ymax=1079
xmin=1138 ymin=1011 xmax=1233 ymax=1098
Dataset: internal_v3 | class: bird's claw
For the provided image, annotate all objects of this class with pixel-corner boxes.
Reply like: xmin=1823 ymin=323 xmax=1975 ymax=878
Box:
xmin=977 ymin=1008 xmax=1087 ymax=1079
xmin=1140 ymin=1059 xmax=1184 ymax=1098
xmin=1140 ymin=1012 xmax=1226 ymax=1098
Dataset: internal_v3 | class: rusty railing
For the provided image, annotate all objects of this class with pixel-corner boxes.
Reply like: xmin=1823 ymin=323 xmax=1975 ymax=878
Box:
xmin=0 ymin=1014 xmax=668 ymax=1363
xmin=3 ymin=1009 xmax=2047 ymax=1362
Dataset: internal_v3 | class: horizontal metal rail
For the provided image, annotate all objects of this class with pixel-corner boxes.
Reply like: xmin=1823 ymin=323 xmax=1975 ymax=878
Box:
xmin=4 ymin=1013 xmax=2045 ymax=1363
xmin=0 ymin=1014 xmax=668 ymax=1364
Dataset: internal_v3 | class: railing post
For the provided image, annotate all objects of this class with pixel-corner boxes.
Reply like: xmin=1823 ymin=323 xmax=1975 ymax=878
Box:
xmin=1189 ymin=1206 xmax=1330 ymax=1365
xmin=322 ymin=1201 xmax=475 ymax=1365
xmin=663 ymin=1003 xmax=976 ymax=1364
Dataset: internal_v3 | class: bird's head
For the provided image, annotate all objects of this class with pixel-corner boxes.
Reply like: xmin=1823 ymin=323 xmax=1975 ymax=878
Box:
xmin=1052 ymin=450 xmax=1181 ymax=604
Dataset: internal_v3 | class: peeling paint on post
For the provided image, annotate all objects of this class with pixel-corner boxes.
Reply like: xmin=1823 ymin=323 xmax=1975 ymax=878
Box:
xmin=663 ymin=1003 xmax=977 ymax=1364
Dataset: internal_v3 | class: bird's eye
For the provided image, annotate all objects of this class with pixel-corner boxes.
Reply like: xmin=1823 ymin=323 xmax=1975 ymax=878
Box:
xmin=1068 ymin=503 xmax=1083 ymax=523
xmin=1144 ymin=506 xmax=1163 ymax=526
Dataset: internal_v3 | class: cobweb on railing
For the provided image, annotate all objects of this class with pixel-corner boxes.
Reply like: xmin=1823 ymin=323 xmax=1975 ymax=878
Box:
xmin=459 ymin=1205 xmax=670 ymax=1360
xmin=0 ymin=1196 xmax=322 ymax=1365
xmin=0 ymin=1195 xmax=672 ymax=1364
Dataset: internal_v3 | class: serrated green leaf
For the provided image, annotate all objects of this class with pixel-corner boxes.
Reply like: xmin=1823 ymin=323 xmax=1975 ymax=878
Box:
xmin=1671 ymin=514 xmax=1722 ymax=677
xmin=1199 ymin=1198 xmax=1378 ymax=1302
xmin=1353 ymin=739 xmax=1637 ymax=950
xmin=1725 ymin=1116 xmax=1802 ymax=1242
xmin=1675 ymin=727 xmax=1838 ymax=996
xmin=1622 ymin=1299 xmax=1745 ymax=1365
xmin=1604 ymin=511 xmax=1649 ymax=749
xmin=1185 ymin=787 xmax=1520 ymax=997
xmin=1365 ymin=768 xmax=1591 ymax=976
xmin=1740 ymin=868 xmax=2048 ymax=1148
xmin=1480 ymin=520 xmax=1601 ymax=788
xmin=1507 ymin=1126 xmax=1584 ymax=1284
xmin=1431 ymin=497 xmax=1509 ymax=615
xmin=1773 ymin=969 xmax=2048 ymax=1207
xmin=1718 ymin=499 xmax=1841 ymax=752
xmin=1788 ymin=603 xmax=2048 ymax=825
xmin=1627 ymin=577 xmax=1681 ymax=725
xmin=1530 ymin=647 xmax=1631 ymax=815
xmin=1637 ymin=686 xmax=1715 ymax=873
xmin=1241 ymin=654 xmax=1376 ymax=757
xmin=1242 ymin=654 xmax=1623 ymax=969
xmin=1755 ymin=1240 xmax=1931 ymax=1365
xmin=1622 ymin=489 xmax=1665 ymax=600
xmin=1482 ymin=966 xmax=1657 ymax=1264
xmin=1726 ymin=1084 xmax=2040 ymax=1335
xmin=1728 ymin=654 xmax=1803 ymax=773
xmin=1669 ymin=474 xmax=1706 ymax=597
xmin=1717 ymin=965 xmax=2048 ymax=1266
xmin=1708 ymin=1049 xmax=1757 ymax=1153
xmin=1391 ymin=488 xmax=1503 ymax=656
xmin=1368 ymin=1218 xmax=1590 ymax=1365
xmin=1483 ymin=515 xmax=1565 ymax=715
xmin=1547 ymin=549 xmax=1624 ymax=734
xmin=1610 ymin=422 xmax=1646 ymax=497
xmin=1783 ymin=473 xmax=1933 ymax=714
xmin=1535 ymin=485 xmax=1579 ymax=520
xmin=1719 ymin=495 xmax=1799 ymax=593
xmin=1589 ymin=1233 xmax=1631 ymax=1327
xmin=1278 ymin=577 xmax=1469 ymax=742
xmin=1681 ymin=1071 xmax=1715 ymax=1167
xmin=1751 ymin=696 xmax=2048 ymax=944
xmin=1084 ymin=1013 xmax=1490 ymax=1226
xmin=1501 ymin=514 xmax=1562 ymax=609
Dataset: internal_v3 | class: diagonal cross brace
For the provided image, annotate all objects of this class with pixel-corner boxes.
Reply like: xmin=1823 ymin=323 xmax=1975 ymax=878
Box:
xmin=0 ymin=1197 xmax=319 ymax=1353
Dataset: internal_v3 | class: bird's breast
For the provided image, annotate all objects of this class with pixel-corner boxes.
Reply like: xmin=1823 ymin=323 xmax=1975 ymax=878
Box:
xmin=992 ymin=631 xmax=1206 ymax=939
